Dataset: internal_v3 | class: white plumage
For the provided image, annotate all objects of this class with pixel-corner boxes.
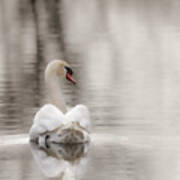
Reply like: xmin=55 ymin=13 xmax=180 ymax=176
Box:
xmin=29 ymin=60 xmax=91 ymax=145
xmin=29 ymin=104 xmax=91 ymax=144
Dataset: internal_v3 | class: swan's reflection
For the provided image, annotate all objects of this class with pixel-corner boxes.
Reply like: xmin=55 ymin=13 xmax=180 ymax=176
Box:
xmin=30 ymin=142 xmax=89 ymax=179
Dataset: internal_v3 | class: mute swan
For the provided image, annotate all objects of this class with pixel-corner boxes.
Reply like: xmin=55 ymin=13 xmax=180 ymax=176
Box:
xmin=29 ymin=60 xmax=91 ymax=145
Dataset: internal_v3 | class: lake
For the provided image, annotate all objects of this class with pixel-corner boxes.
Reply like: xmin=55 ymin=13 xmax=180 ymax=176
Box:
xmin=0 ymin=0 xmax=180 ymax=179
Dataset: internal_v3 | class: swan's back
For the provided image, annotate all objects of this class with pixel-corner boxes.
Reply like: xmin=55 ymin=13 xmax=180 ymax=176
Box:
xmin=48 ymin=105 xmax=91 ymax=144
xmin=29 ymin=104 xmax=90 ymax=145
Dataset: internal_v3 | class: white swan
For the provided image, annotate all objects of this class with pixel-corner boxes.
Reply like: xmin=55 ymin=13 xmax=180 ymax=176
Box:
xmin=29 ymin=60 xmax=91 ymax=145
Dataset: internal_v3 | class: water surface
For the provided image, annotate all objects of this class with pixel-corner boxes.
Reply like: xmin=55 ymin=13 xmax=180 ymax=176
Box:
xmin=0 ymin=0 xmax=180 ymax=179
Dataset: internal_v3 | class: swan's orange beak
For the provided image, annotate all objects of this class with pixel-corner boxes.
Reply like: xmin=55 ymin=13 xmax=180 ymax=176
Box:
xmin=67 ymin=73 xmax=76 ymax=84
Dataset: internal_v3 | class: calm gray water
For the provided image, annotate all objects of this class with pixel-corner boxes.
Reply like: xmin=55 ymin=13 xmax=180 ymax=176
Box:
xmin=1 ymin=0 xmax=180 ymax=179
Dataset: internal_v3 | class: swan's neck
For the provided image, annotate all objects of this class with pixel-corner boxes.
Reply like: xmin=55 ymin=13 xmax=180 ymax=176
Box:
xmin=45 ymin=74 xmax=67 ymax=113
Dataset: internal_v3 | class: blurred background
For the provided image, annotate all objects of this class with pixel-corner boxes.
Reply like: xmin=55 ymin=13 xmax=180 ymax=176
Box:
xmin=1 ymin=0 xmax=180 ymax=179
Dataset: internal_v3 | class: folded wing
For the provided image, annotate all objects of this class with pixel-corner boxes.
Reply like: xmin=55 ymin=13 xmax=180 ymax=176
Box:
xmin=29 ymin=104 xmax=66 ymax=139
xmin=65 ymin=105 xmax=91 ymax=132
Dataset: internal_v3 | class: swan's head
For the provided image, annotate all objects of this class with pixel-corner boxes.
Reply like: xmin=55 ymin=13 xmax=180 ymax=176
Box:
xmin=45 ymin=60 xmax=76 ymax=84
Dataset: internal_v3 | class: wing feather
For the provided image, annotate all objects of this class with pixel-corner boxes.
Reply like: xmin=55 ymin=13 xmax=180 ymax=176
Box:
xmin=29 ymin=104 xmax=66 ymax=139
xmin=65 ymin=105 xmax=91 ymax=132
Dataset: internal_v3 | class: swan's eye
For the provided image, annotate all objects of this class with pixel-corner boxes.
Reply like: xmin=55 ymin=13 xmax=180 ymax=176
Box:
xmin=64 ymin=66 xmax=76 ymax=84
xmin=64 ymin=66 xmax=73 ymax=75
